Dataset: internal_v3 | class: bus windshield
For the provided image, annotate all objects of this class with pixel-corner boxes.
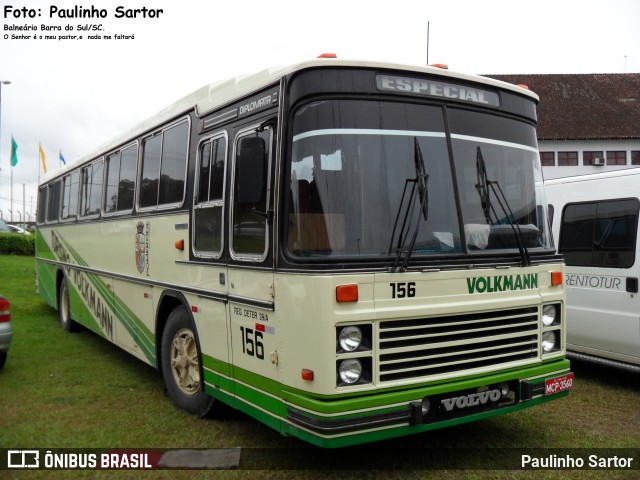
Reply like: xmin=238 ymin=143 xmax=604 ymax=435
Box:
xmin=286 ymin=99 xmax=551 ymax=261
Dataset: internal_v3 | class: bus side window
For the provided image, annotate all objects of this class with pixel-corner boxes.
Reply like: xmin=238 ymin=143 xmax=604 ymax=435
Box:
xmin=194 ymin=134 xmax=227 ymax=256
xmin=61 ymin=170 xmax=80 ymax=220
xmin=37 ymin=186 xmax=47 ymax=224
xmin=232 ymin=127 xmax=271 ymax=258
xmin=46 ymin=180 xmax=62 ymax=223
xmin=80 ymin=158 xmax=104 ymax=217
xmin=105 ymin=144 xmax=137 ymax=214
xmin=139 ymin=119 xmax=189 ymax=210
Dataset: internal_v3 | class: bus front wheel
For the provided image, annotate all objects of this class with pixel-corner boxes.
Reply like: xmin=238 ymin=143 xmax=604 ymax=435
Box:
xmin=161 ymin=306 xmax=215 ymax=417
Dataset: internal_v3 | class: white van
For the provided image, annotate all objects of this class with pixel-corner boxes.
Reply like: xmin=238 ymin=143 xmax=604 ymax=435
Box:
xmin=546 ymin=169 xmax=640 ymax=372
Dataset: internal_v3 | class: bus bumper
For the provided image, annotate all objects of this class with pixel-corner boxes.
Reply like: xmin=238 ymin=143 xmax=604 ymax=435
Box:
xmin=284 ymin=359 xmax=572 ymax=448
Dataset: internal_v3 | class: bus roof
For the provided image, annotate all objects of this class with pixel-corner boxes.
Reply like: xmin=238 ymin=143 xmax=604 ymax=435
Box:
xmin=42 ymin=58 xmax=538 ymax=183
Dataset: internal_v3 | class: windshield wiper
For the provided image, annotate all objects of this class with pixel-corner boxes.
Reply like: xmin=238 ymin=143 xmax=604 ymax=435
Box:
xmin=475 ymin=147 xmax=492 ymax=224
xmin=389 ymin=138 xmax=429 ymax=272
xmin=475 ymin=146 xmax=531 ymax=266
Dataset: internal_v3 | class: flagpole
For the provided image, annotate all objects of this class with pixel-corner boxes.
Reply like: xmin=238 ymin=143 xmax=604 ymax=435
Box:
xmin=1 ymin=81 xmax=11 ymax=220
xmin=10 ymin=155 xmax=13 ymax=222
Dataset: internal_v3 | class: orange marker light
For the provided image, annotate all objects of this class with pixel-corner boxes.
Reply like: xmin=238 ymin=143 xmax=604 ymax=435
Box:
xmin=551 ymin=271 xmax=563 ymax=286
xmin=429 ymin=63 xmax=449 ymax=69
xmin=175 ymin=239 xmax=184 ymax=251
xmin=517 ymin=84 xmax=530 ymax=90
xmin=317 ymin=53 xmax=337 ymax=59
xmin=302 ymin=369 xmax=314 ymax=381
xmin=336 ymin=284 xmax=358 ymax=303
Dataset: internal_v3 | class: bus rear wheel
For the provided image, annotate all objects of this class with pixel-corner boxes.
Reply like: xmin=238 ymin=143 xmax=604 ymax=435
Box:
xmin=161 ymin=305 xmax=215 ymax=417
xmin=58 ymin=277 xmax=79 ymax=333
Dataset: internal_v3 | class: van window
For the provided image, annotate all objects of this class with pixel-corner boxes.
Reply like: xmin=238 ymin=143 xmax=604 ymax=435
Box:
xmin=559 ymin=199 xmax=639 ymax=268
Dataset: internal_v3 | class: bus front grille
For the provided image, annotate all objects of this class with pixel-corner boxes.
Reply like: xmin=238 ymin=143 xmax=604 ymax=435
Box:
xmin=378 ymin=307 xmax=539 ymax=382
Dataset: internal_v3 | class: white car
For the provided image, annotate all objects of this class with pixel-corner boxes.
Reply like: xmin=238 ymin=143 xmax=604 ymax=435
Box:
xmin=7 ymin=224 xmax=31 ymax=235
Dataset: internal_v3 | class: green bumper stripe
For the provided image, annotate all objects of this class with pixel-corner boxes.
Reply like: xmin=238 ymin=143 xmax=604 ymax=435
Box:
xmin=203 ymin=353 xmax=570 ymax=417
xmin=201 ymin=352 xmax=572 ymax=447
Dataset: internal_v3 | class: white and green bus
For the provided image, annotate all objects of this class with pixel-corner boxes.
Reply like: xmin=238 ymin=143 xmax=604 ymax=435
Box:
xmin=36 ymin=58 xmax=572 ymax=448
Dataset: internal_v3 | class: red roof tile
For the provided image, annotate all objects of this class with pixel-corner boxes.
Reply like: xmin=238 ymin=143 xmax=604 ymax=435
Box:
xmin=487 ymin=74 xmax=640 ymax=140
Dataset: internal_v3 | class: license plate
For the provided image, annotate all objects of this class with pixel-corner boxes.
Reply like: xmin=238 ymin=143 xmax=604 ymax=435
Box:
xmin=544 ymin=372 xmax=574 ymax=396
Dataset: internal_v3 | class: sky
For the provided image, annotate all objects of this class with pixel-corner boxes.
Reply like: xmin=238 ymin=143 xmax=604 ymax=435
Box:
xmin=1 ymin=0 xmax=639 ymax=223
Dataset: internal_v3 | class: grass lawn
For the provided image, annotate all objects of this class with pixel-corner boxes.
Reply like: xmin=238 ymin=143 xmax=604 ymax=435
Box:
xmin=0 ymin=254 xmax=638 ymax=479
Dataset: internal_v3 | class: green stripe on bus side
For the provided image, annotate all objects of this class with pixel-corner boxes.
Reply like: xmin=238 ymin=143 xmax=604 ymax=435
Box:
xmin=37 ymin=260 xmax=58 ymax=308
xmin=202 ymin=354 xmax=286 ymax=419
xmin=35 ymin=229 xmax=55 ymax=261
xmin=204 ymin=382 xmax=284 ymax=434
xmin=67 ymin=279 xmax=108 ymax=337
xmin=203 ymin=354 xmax=283 ymax=399
xmin=52 ymin=231 xmax=157 ymax=365
xmin=62 ymin=245 xmax=156 ymax=364
xmin=202 ymin=357 xmax=403 ymax=425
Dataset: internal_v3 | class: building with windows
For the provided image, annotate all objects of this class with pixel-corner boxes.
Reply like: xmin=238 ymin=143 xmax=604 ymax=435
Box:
xmin=489 ymin=74 xmax=640 ymax=180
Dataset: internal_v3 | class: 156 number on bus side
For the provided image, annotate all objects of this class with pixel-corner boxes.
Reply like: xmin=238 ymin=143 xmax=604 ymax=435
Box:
xmin=240 ymin=326 xmax=265 ymax=360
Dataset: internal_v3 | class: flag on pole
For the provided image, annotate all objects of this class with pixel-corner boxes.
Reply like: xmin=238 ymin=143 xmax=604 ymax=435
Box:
xmin=39 ymin=143 xmax=47 ymax=173
xmin=10 ymin=135 xmax=18 ymax=166
xmin=59 ymin=150 xmax=66 ymax=165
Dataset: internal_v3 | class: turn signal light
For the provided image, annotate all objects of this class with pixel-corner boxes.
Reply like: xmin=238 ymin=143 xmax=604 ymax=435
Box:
xmin=551 ymin=271 xmax=563 ymax=286
xmin=175 ymin=239 xmax=184 ymax=251
xmin=302 ymin=369 xmax=314 ymax=381
xmin=336 ymin=284 xmax=358 ymax=303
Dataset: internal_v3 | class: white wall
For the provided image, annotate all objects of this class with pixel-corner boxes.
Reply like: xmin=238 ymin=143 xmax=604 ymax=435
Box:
xmin=540 ymin=139 xmax=640 ymax=180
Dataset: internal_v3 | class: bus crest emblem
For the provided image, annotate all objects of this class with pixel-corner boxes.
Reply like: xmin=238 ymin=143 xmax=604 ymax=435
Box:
xmin=135 ymin=222 xmax=146 ymax=273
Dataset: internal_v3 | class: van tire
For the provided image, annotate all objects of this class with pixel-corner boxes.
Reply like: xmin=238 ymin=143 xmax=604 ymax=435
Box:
xmin=161 ymin=305 xmax=215 ymax=417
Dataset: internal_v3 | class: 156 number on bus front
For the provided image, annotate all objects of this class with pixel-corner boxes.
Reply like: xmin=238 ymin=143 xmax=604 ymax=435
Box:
xmin=390 ymin=282 xmax=416 ymax=299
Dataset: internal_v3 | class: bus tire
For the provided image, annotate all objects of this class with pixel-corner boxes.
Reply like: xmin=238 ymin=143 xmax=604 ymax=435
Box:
xmin=58 ymin=277 xmax=79 ymax=333
xmin=161 ymin=305 xmax=215 ymax=418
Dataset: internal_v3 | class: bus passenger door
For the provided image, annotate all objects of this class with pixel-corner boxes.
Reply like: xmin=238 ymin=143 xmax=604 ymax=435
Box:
xmin=192 ymin=132 xmax=232 ymax=391
xmin=228 ymin=123 xmax=279 ymax=393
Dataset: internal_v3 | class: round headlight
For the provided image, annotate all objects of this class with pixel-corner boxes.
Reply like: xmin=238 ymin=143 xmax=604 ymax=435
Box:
xmin=542 ymin=304 xmax=557 ymax=326
xmin=338 ymin=359 xmax=362 ymax=384
xmin=541 ymin=331 xmax=557 ymax=353
xmin=338 ymin=326 xmax=362 ymax=352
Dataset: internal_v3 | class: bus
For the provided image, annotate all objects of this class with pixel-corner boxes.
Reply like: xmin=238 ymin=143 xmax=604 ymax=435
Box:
xmin=35 ymin=58 xmax=572 ymax=448
xmin=546 ymin=170 xmax=640 ymax=372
